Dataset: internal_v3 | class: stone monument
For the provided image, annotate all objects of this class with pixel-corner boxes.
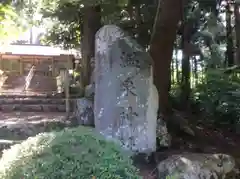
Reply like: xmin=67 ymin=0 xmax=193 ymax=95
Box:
xmin=94 ymin=25 xmax=161 ymax=153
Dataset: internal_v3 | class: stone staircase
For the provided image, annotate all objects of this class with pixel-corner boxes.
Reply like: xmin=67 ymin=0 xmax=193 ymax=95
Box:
xmin=0 ymin=65 xmax=72 ymax=112
xmin=0 ymin=95 xmax=71 ymax=112
xmin=1 ymin=74 xmax=26 ymax=91
xmin=26 ymin=64 xmax=57 ymax=94
xmin=27 ymin=74 xmax=57 ymax=93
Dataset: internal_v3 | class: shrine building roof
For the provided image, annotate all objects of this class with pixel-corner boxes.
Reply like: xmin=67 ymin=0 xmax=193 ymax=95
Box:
xmin=0 ymin=44 xmax=81 ymax=60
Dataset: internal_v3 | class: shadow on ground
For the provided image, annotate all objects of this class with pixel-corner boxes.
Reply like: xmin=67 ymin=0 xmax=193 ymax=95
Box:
xmin=0 ymin=112 xmax=78 ymax=153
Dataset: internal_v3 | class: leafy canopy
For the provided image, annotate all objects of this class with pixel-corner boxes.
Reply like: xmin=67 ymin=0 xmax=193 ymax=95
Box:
xmin=0 ymin=3 xmax=24 ymax=43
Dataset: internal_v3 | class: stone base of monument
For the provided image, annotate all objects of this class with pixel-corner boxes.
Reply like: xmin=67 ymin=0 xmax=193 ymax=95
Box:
xmin=84 ymin=84 xmax=94 ymax=100
xmin=73 ymin=98 xmax=94 ymax=126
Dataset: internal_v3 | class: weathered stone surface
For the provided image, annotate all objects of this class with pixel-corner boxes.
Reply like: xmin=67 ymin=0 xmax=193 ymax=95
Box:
xmin=74 ymin=98 xmax=94 ymax=126
xmin=46 ymin=105 xmax=58 ymax=112
xmin=94 ymin=25 xmax=160 ymax=153
xmin=41 ymin=104 xmax=65 ymax=112
xmin=0 ymin=102 xmax=67 ymax=112
xmin=22 ymin=105 xmax=42 ymax=112
xmin=0 ymin=99 xmax=14 ymax=104
xmin=42 ymin=105 xmax=52 ymax=112
xmin=85 ymin=84 xmax=94 ymax=99
xmin=90 ymin=57 xmax=96 ymax=84
xmin=157 ymin=153 xmax=235 ymax=179
xmin=1 ymin=105 xmax=15 ymax=112
xmin=57 ymin=105 xmax=66 ymax=112
xmin=156 ymin=117 xmax=171 ymax=147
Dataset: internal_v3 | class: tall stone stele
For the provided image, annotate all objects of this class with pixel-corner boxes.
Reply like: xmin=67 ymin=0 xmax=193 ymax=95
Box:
xmin=94 ymin=25 xmax=159 ymax=153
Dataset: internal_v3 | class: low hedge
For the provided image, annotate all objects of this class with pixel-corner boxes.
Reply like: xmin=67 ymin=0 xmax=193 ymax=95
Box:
xmin=0 ymin=127 xmax=140 ymax=179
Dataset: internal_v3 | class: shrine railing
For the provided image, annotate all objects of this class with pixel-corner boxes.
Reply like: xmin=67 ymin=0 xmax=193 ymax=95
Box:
xmin=24 ymin=65 xmax=35 ymax=91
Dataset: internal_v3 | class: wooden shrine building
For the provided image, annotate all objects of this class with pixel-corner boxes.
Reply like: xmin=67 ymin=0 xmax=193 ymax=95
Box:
xmin=0 ymin=44 xmax=80 ymax=97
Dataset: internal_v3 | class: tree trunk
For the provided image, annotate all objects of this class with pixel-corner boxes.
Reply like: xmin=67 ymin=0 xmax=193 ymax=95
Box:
xmin=234 ymin=2 xmax=240 ymax=65
xmin=180 ymin=38 xmax=191 ymax=110
xmin=226 ymin=1 xmax=234 ymax=67
xmin=149 ymin=0 xmax=185 ymax=118
xmin=193 ymin=56 xmax=198 ymax=86
xmin=180 ymin=8 xmax=200 ymax=110
xmin=81 ymin=5 xmax=101 ymax=88
xmin=175 ymin=49 xmax=180 ymax=84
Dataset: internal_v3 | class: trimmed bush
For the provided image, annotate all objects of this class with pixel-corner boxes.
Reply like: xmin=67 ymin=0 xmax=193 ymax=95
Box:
xmin=0 ymin=127 xmax=140 ymax=179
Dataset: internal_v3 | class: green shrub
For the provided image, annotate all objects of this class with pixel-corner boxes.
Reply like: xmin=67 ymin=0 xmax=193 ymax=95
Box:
xmin=0 ymin=127 xmax=140 ymax=179
xmin=193 ymin=69 xmax=240 ymax=131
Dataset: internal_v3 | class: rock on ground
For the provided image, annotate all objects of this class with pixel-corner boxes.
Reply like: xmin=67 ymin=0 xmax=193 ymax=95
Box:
xmin=157 ymin=153 xmax=235 ymax=179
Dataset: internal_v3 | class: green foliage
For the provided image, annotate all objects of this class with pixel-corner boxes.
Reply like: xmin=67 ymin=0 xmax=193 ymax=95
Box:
xmin=0 ymin=3 xmax=24 ymax=42
xmin=16 ymin=0 xmax=43 ymax=27
xmin=39 ymin=0 xmax=83 ymax=48
xmin=36 ymin=0 xmax=157 ymax=48
xmin=166 ymin=175 xmax=177 ymax=179
xmin=193 ymin=69 xmax=240 ymax=131
xmin=0 ymin=127 xmax=140 ymax=179
xmin=13 ymin=0 xmax=157 ymax=48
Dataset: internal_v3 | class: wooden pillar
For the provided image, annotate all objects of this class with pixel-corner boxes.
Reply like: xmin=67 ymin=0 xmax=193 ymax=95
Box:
xmin=65 ymin=55 xmax=71 ymax=113
xmin=51 ymin=57 xmax=54 ymax=77
xmin=0 ymin=55 xmax=2 ymax=70
xmin=10 ymin=59 xmax=13 ymax=72
xmin=19 ymin=59 xmax=23 ymax=75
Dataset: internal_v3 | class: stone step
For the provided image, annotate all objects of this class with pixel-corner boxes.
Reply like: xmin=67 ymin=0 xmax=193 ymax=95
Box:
xmin=0 ymin=104 xmax=68 ymax=112
xmin=0 ymin=93 xmax=65 ymax=99
xmin=0 ymin=98 xmax=65 ymax=105
xmin=28 ymin=74 xmax=57 ymax=92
